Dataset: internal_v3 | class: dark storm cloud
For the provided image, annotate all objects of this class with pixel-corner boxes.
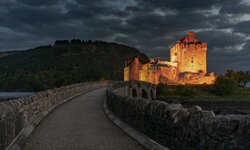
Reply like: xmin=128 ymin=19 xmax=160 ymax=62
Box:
xmin=0 ymin=0 xmax=250 ymax=73
xmin=219 ymin=0 xmax=250 ymax=14
xmin=17 ymin=0 xmax=62 ymax=6
xmin=234 ymin=21 xmax=250 ymax=35
xmin=136 ymin=0 xmax=219 ymax=10
xmin=208 ymin=46 xmax=250 ymax=73
xmin=196 ymin=30 xmax=245 ymax=50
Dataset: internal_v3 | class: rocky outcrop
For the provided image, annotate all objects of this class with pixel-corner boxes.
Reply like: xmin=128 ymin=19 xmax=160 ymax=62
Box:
xmin=0 ymin=82 xmax=108 ymax=150
xmin=106 ymin=82 xmax=250 ymax=150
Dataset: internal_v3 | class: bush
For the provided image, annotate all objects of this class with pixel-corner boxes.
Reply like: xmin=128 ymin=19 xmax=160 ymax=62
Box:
xmin=213 ymin=76 xmax=237 ymax=96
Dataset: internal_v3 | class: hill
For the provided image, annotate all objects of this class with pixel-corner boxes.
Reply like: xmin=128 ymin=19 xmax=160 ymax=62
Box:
xmin=0 ymin=51 xmax=17 ymax=58
xmin=0 ymin=40 xmax=149 ymax=91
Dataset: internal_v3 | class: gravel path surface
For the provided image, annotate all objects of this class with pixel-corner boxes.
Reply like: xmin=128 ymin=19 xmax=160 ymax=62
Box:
xmin=23 ymin=88 xmax=145 ymax=150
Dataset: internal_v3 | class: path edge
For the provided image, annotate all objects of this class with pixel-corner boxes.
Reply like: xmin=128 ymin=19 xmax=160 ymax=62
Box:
xmin=103 ymin=96 xmax=170 ymax=150
xmin=7 ymin=88 xmax=103 ymax=150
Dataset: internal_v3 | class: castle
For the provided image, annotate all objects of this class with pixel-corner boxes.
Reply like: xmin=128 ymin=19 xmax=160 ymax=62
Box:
xmin=124 ymin=32 xmax=216 ymax=84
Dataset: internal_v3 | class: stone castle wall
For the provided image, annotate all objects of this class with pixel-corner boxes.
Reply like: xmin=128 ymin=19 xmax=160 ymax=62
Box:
xmin=106 ymin=82 xmax=250 ymax=150
xmin=0 ymin=81 xmax=108 ymax=150
xmin=173 ymin=43 xmax=207 ymax=73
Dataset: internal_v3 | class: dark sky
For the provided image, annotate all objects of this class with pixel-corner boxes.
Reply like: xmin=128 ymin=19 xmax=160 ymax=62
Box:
xmin=0 ymin=0 xmax=250 ymax=73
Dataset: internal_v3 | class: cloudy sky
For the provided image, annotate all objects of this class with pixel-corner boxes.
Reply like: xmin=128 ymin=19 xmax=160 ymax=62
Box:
xmin=0 ymin=0 xmax=250 ymax=73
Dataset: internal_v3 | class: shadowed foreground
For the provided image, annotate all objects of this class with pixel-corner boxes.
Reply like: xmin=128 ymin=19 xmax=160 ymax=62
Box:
xmin=23 ymin=88 xmax=145 ymax=150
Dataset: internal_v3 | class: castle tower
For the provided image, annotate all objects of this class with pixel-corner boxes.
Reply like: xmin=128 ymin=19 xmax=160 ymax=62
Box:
xmin=170 ymin=31 xmax=207 ymax=73
xmin=130 ymin=57 xmax=141 ymax=80
xmin=124 ymin=56 xmax=142 ymax=81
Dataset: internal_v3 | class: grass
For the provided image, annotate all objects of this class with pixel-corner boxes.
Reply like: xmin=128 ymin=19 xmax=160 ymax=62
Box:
xmin=157 ymin=84 xmax=250 ymax=103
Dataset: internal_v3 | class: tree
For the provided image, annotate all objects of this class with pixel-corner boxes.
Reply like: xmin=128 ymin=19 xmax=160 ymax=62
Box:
xmin=213 ymin=76 xmax=237 ymax=96
xmin=225 ymin=70 xmax=249 ymax=87
xmin=225 ymin=69 xmax=235 ymax=79
xmin=71 ymin=39 xmax=81 ymax=45
xmin=235 ymin=71 xmax=248 ymax=87
xmin=247 ymin=71 xmax=250 ymax=81
xmin=54 ymin=40 xmax=70 ymax=46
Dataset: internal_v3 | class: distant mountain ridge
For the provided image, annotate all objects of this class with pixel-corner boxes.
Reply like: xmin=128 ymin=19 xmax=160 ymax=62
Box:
xmin=0 ymin=40 xmax=149 ymax=91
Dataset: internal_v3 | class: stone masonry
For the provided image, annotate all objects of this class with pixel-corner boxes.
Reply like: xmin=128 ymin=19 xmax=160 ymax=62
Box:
xmin=0 ymin=81 xmax=108 ymax=150
xmin=106 ymin=81 xmax=250 ymax=150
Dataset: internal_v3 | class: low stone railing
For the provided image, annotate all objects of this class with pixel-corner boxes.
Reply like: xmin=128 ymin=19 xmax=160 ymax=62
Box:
xmin=0 ymin=81 xmax=108 ymax=150
xmin=106 ymin=82 xmax=250 ymax=150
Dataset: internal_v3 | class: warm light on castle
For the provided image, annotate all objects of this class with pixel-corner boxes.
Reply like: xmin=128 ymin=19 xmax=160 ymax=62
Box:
xmin=124 ymin=31 xmax=216 ymax=84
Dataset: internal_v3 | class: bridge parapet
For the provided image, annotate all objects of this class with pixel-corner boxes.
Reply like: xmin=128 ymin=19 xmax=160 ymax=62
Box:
xmin=0 ymin=81 xmax=108 ymax=150
xmin=106 ymin=81 xmax=250 ymax=150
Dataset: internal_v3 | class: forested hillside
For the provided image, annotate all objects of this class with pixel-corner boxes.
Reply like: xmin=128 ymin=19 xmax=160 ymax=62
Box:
xmin=0 ymin=40 xmax=149 ymax=91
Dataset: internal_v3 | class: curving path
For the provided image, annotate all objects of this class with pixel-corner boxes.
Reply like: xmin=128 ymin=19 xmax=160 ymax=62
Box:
xmin=23 ymin=88 xmax=145 ymax=150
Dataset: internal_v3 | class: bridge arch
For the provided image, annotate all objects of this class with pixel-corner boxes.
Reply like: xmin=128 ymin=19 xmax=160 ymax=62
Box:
xmin=132 ymin=88 xmax=138 ymax=97
xmin=126 ymin=81 xmax=156 ymax=100
xmin=141 ymin=89 xmax=148 ymax=99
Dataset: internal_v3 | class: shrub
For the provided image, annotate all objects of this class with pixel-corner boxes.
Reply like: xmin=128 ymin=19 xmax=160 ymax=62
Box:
xmin=213 ymin=76 xmax=237 ymax=96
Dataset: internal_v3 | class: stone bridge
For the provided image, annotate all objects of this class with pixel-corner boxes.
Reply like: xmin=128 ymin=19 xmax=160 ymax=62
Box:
xmin=1 ymin=81 xmax=249 ymax=150
xmin=0 ymin=81 xmax=157 ymax=150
